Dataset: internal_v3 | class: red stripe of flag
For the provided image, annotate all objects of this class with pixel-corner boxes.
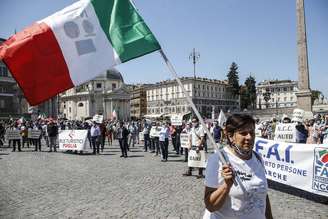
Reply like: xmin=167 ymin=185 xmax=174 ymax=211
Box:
xmin=0 ymin=22 xmax=74 ymax=106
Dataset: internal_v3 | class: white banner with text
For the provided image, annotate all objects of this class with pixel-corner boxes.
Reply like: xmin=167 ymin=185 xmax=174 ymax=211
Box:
xmin=255 ymin=137 xmax=328 ymax=197
xmin=59 ymin=130 xmax=88 ymax=151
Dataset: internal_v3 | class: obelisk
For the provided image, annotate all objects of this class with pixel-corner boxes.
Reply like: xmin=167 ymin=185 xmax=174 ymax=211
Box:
xmin=295 ymin=0 xmax=312 ymax=112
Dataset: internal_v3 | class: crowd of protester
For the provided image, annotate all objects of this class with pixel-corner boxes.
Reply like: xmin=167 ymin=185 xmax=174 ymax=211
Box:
xmin=0 ymin=112 xmax=327 ymax=158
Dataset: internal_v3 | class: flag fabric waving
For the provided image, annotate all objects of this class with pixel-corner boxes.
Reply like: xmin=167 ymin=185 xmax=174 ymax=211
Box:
xmin=0 ymin=0 xmax=161 ymax=106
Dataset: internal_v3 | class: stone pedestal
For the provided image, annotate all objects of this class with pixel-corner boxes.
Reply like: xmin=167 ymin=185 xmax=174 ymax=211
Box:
xmin=295 ymin=90 xmax=312 ymax=112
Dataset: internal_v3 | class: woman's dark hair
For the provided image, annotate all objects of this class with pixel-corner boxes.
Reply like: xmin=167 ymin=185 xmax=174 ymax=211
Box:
xmin=225 ymin=114 xmax=255 ymax=138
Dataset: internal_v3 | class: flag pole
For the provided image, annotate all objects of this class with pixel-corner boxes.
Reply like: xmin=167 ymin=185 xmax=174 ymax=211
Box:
xmin=159 ymin=49 xmax=241 ymax=186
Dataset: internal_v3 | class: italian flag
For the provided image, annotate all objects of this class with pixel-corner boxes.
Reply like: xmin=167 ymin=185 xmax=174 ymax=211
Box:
xmin=0 ymin=0 xmax=160 ymax=106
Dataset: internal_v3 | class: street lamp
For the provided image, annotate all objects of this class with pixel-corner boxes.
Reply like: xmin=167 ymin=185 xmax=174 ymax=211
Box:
xmin=189 ymin=48 xmax=200 ymax=79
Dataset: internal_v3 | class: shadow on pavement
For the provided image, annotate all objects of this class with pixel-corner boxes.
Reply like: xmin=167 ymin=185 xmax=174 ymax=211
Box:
xmin=268 ymin=180 xmax=328 ymax=204
xmin=127 ymin=155 xmax=144 ymax=158
xmin=166 ymin=159 xmax=185 ymax=162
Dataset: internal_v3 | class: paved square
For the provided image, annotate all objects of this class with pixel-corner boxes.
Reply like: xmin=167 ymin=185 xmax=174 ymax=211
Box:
xmin=0 ymin=141 xmax=327 ymax=219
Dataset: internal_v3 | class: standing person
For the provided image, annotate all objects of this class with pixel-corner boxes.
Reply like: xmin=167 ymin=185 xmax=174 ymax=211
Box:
xmin=170 ymin=125 xmax=177 ymax=153
xmin=0 ymin=122 xmax=5 ymax=146
xmin=33 ymin=123 xmax=42 ymax=152
xmin=182 ymin=122 xmax=192 ymax=162
xmin=116 ymin=121 xmax=129 ymax=158
xmin=106 ymin=122 xmax=113 ymax=146
xmin=47 ymin=119 xmax=58 ymax=152
xmin=128 ymin=122 xmax=137 ymax=148
xmin=42 ymin=121 xmax=49 ymax=148
xmin=99 ymin=122 xmax=107 ymax=152
xmin=143 ymin=121 xmax=151 ymax=152
xmin=203 ymin=114 xmax=273 ymax=219
xmin=90 ymin=122 xmax=101 ymax=155
xmin=212 ymin=121 xmax=222 ymax=144
xmin=153 ymin=122 xmax=161 ymax=156
xmin=21 ymin=122 xmax=29 ymax=148
xmin=159 ymin=121 xmax=170 ymax=162
xmin=175 ymin=125 xmax=182 ymax=155
xmin=295 ymin=121 xmax=308 ymax=143
xmin=182 ymin=117 xmax=205 ymax=178
xmin=11 ymin=123 xmax=22 ymax=152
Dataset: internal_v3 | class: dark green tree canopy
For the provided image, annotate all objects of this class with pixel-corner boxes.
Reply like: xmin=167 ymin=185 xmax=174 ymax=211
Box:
xmin=227 ymin=62 xmax=240 ymax=96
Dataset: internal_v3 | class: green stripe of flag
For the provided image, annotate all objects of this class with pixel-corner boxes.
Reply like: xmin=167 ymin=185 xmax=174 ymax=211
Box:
xmin=91 ymin=0 xmax=161 ymax=63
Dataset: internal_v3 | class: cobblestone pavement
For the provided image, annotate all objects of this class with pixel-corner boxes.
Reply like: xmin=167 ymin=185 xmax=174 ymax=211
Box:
xmin=0 ymin=141 xmax=327 ymax=219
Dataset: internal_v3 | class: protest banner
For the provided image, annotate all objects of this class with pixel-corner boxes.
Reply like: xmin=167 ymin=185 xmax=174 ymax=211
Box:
xmin=274 ymin=123 xmax=296 ymax=143
xmin=180 ymin=133 xmax=190 ymax=148
xmin=324 ymin=135 xmax=328 ymax=144
xmin=59 ymin=130 xmax=88 ymax=151
xmin=6 ymin=130 xmax=21 ymax=140
xmin=188 ymin=150 xmax=207 ymax=168
xmin=255 ymin=124 xmax=262 ymax=137
xmin=92 ymin=114 xmax=103 ymax=124
xmin=255 ymin=137 xmax=328 ymax=197
xmin=171 ymin=114 xmax=183 ymax=126
xmin=28 ymin=130 xmax=42 ymax=139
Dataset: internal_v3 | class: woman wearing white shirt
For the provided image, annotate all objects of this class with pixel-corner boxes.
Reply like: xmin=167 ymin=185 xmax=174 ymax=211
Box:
xmin=204 ymin=114 xmax=273 ymax=219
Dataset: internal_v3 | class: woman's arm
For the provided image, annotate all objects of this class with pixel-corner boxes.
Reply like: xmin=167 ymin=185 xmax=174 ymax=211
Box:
xmin=204 ymin=164 xmax=234 ymax=212
xmin=265 ymin=195 xmax=273 ymax=219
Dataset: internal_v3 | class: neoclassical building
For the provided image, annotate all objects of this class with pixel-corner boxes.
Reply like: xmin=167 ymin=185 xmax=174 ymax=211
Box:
xmin=256 ymin=80 xmax=298 ymax=109
xmin=59 ymin=69 xmax=130 ymax=121
xmin=146 ymin=77 xmax=239 ymax=118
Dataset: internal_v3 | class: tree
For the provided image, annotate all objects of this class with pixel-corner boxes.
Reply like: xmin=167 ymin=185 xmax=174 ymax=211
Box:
xmin=311 ymin=90 xmax=322 ymax=105
xmin=226 ymin=62 xmax=240 ymax=97
xmin=244 ymin=75 xmax=257 ymax=109
xmin=240 ymin=75 xmax=257 ymax=110
xmin=239 ymin=86 xmax=249 ymax=110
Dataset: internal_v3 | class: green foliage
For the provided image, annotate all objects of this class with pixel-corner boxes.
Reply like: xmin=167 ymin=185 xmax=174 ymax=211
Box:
xmin=311 ymin=90 xmax=322 ymax=105
xmin=226 ymin=62 xmax=240 ymax=97
xmin=240 ymin=75 xmax=257 ymax=110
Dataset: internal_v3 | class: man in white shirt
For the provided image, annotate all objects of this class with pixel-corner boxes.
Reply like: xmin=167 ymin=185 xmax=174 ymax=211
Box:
xmin=90 ymin=121 xmax=100 ymax=154
xmin=183 ymin=117 xmax=205 ymax=178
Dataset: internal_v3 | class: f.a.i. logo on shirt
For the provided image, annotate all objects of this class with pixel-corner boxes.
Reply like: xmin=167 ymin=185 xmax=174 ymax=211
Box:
xmin=312 ymin=147 xmax=328 ymax=193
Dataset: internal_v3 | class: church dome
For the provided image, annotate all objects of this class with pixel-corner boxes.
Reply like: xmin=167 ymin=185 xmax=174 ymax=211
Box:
xmin=106 ymin=68 xmax=124 ymax=82
xmin=93 ymin=68 xmax=124 ymax=82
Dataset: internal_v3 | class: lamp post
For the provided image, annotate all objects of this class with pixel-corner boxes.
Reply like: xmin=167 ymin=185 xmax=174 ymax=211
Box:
xmin=189 ymin=48 xmax=200 ymax=79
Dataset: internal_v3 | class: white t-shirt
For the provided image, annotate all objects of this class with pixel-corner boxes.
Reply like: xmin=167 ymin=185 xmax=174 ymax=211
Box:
xmin=190 ymin=125 xmax=205 ymax=146
xmin=203 ymin=147 xmax=267 ymax=219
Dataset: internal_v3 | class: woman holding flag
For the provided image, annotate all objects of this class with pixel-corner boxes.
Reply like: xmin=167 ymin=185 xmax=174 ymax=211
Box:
xmin=203 ymin=114 xmax=273 ymax=219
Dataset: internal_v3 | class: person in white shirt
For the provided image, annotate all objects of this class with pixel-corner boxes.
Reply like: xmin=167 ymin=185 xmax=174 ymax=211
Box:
xmin=159 ymin=121 xmax=170 ymax=162
xmin=203 ymin=114 xmax=273 ymax=219
xmin=183 ymin=117 xmax=205 ymax=178
xmin=90 ymin=122 xmax=101 ymax=154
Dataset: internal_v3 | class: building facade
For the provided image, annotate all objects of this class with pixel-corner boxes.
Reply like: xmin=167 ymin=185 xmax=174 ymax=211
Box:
xmin=0 ymin=38 xmax=29 ymax=119
xmin=59 ymin=69 xmax=130 ymax=120
xmin=256 ymin=80 xmax=298 ymax=109
xmin=130 ymin=84 xmax=151 ymax=120
xmin=146 ymin=77 xmax=239 ymax=118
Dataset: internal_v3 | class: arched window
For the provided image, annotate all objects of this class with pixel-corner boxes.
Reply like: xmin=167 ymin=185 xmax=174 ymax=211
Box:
xmin=78 ymin=102 xmax=84 ymax=107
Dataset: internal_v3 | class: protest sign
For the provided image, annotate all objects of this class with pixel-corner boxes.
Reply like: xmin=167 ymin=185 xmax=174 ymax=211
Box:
xmin=180 ymin=133 xmax=190 ymax=148
xmin=28 ymin=130 xmax=42 ymax=139
xmin=188 ymin=150 xmax=207 ymax=168
xmin=255 ymin=137 xmax=328 ymax=197
xmin=171 ymin=114 xmax=183 ymax=126
xmin=92 ymin=114 xmax=103 ymax=123
xmin=59 ymin=130 xmax=88 ymax=151
xmin=6 ymin=130 xmax=21 ymax=140
xmin=292 ymin=108 xmax=304 ymax=122
xmin=274 ymin=123 xmax=296 ymax=143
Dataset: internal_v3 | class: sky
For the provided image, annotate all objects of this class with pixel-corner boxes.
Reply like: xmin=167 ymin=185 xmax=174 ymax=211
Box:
xmin=0 ymin=0 xmax=327 ymax=97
